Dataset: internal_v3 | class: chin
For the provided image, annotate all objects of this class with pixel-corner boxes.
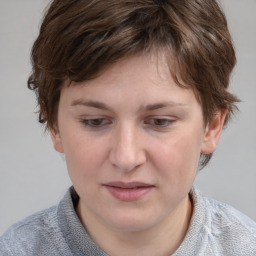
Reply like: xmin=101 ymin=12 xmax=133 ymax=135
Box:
xmin=106 ymin=210 xmax=160 ymax=232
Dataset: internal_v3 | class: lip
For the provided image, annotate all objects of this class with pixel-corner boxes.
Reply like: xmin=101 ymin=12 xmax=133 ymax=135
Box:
xmin=103 ymin=182 xmax=154 ymax=202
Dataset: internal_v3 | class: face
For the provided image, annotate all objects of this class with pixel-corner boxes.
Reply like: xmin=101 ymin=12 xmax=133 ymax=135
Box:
xmin=51 ymin=53 xmax=225 ymax=234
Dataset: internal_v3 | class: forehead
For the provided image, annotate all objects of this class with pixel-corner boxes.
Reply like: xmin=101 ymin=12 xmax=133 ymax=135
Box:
xmin=60 ymin=53 xmax=200 ymax=112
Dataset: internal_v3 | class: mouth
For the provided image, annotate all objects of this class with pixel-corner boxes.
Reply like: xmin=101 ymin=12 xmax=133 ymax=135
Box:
xmin=103 ymin=181 xmax=155 ymax=202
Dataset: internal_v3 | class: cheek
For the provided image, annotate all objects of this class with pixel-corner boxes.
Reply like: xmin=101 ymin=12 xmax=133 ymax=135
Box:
xmin=61 ymin=132 xmax=107 ymax=183
xmin=151 ymin=130 xmax=202 ymax=183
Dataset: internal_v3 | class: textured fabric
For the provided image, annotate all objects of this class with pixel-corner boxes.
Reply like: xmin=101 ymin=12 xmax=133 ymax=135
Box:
xmin=0 ymin=187 xmax=256 ymax=256
xmin=174 ymin=187 xmax=256 ymax=256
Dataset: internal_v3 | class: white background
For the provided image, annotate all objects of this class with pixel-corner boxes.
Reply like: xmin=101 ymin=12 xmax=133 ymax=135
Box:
xmin=0 ymin=0 xmax=255 ymax=234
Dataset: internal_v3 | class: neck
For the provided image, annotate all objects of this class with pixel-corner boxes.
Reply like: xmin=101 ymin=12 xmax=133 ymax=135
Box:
xmin=77 ymin=195 xmax=192 ymax=256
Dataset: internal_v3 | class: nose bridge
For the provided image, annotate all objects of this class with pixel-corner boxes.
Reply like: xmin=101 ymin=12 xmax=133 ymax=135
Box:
xmin=110 ymin=121 xmax=145 ymax=172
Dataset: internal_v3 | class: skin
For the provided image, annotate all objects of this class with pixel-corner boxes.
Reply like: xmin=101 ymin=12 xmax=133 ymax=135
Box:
xmin=51 ymin=53 xmax=226 ymax=256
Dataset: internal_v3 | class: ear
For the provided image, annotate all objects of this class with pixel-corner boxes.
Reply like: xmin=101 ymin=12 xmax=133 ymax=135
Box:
xmin=50 ymin=127 xmax=64 ymax=153
xmin=201 ymin=109 xmax=227 ymax=154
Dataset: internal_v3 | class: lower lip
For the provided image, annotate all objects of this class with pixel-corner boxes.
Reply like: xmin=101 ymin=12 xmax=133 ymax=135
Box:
xmin=105 ymin=186 xmax=153 ymax=202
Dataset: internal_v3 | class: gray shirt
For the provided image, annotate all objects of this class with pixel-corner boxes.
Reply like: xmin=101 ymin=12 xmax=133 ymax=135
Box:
xmin=1 ymin=187 xmax=256 ymax=256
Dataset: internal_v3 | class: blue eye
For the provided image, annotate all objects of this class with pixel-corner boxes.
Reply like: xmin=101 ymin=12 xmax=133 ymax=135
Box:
xmin=82 ymin=118 xmax=111 ymax=127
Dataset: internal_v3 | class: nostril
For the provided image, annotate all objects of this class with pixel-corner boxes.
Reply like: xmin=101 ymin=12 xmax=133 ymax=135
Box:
xmin=109 ymin=149 xmax=146 ymax=172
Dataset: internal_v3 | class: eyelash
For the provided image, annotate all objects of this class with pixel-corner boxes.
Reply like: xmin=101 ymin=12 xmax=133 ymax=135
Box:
xmin=144 ymin=118 xmax=174 ymax=128
xmin=80 ymin=117 xmax=175 ymax=129
xmin=81 ymin=118 xmax=112 ymax=128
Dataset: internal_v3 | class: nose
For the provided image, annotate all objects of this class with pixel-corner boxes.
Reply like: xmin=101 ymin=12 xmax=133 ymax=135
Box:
xmin=109 ymin=124 xmax=146 ymax=172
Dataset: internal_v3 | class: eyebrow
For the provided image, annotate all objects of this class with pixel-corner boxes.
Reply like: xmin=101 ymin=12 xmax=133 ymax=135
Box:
xmin=71 ymin=99 xmax=113 ymax=111
xmin=71 ymin=99 xmax=187 ymax=111
xmin=143 ymin=102 xmax=187 ymax=111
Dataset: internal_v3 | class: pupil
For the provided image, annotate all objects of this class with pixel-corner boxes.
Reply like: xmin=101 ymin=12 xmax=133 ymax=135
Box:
xmin=92 ymin=119 xmax=102 ymax=125
xmin=155 ymin=119 xmax=165 ymax=125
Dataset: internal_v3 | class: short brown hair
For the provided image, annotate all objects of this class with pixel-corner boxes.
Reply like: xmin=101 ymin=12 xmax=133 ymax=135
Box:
xmin=28 ymin=0 xmax=239 ymax=167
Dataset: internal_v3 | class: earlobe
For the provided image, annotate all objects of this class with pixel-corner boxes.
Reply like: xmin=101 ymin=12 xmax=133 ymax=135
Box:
xmin=50 ymin=127 xmax=64 ymax=153
xmin=201 ymin=109 xmax=227 ymax=154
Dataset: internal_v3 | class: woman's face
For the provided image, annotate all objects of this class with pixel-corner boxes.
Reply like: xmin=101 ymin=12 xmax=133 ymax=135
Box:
xmin=51 ymin=53 xmax=223 ymax=233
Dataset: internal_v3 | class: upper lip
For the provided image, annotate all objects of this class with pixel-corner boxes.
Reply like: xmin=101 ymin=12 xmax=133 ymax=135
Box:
xmin=104 ymin=181 xmax=154 ymax=189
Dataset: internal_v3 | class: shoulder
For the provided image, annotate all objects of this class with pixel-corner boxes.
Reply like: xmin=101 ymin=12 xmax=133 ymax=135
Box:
xmin=191 ymin=187 xmax=256 ymax=255
xmin=0 ymin=186 xmax=79 ymax=256
xmin=0 ymin=205 xmax=60 ymax=255
xmin=205 ymin=194 xmax=256 ymax=238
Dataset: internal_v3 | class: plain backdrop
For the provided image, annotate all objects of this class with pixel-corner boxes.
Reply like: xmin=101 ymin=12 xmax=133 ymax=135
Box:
xmin=0 ymin=0 xmax=255 ymax=235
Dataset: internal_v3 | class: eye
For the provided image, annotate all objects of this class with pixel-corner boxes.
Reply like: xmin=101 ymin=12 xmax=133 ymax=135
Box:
xmin=81 ymin=118 xmax=111 ymax=128
xmin=145 ymin=118 xmax=174 ymax=128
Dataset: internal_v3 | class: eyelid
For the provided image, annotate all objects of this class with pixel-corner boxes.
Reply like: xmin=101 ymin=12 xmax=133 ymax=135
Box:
xmin=79 ymin=115 xmax=176 ymax=129
xmin=81 ymin=117 xmax=112 ymax=128
xmin=144 ymin=116 xmax=176 ymax=128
